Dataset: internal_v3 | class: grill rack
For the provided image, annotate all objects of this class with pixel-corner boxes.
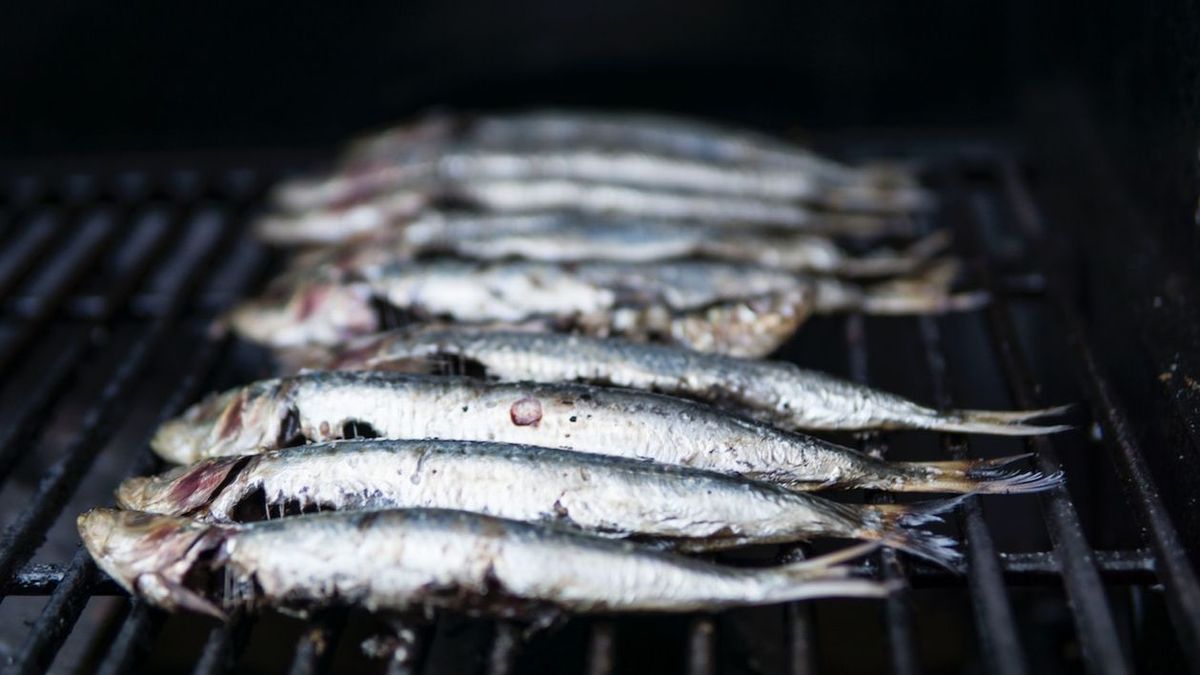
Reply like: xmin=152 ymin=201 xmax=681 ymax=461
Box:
xmin=0 ymin=141 xmax=1196 ymax=674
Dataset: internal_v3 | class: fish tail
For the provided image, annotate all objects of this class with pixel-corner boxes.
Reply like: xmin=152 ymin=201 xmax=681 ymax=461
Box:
xmin=887 ymin=455 xmax=1064 ymax=494
xmin=921 ymin=404 xmax=1074 ymax=436
xmin=759 ymin=542 xmax=900 ymax=602
xmin=857 ymin=498 xmax=967 ymax=570
xmin=815 ymin=261 xmax=989 ymax=316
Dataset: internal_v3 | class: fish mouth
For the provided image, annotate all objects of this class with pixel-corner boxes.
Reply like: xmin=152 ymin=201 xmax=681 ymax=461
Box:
xmin=77 ymin=509 xmax=230 ymax=619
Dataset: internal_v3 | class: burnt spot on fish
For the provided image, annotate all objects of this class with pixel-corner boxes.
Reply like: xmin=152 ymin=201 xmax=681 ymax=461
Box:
xmin=342 ymin=419 xmax=380 ymax=439
xmin=277 ymin=407 xmax=305 ymax=448
xmin=427 ymin=190 xmax=485 ymax=212
xmin=510 ymin=397 xmax=543 ymax=427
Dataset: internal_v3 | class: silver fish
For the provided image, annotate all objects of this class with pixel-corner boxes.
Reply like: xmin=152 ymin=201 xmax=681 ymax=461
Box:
xmin=274 ymin=147 xmax=932 ymax=217
xmin=151 ymin=371 xmax=1062 ymax=495
xmin=299 ymin=328 xmax=1070 ymax=436
xmin=259 ymin=179 xmax=907 ymax=247
xmin=116 ymin=439 xmax=961 ymax=567
xmin=340 ymin=109 xmax=911 ymax=185
xmin=78 ymin=507 xmax=893 ymax=619
xmin=281 ymin=211 xmax=949 ymax=278
xmin=223 ymin=259 xmax=984 ymax=355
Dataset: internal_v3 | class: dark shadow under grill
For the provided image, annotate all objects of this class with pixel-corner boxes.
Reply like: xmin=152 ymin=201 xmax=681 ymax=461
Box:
xmin=0 ymin=137 xmax=1196 ymax=675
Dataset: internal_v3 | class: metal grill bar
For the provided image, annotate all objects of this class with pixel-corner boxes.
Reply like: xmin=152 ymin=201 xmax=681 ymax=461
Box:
xmin=998 ymin=162 xmax=1200 ymax=670
xmin=945 ymin=167 xmax=1133 ymax=674
xmin=917 ymin=316 xmax=1029 ymax=675
xmin=844 ymin=314 xmax=921 ymax=675
xmin=0 ymin=209 xmax=122 ymax=378
xmin=584 ymin=621 xmax=615 ymax=675
xmin=0 ymin=207 xmax=185 ymax=489
xmin=287 ymin=611 xmax=345 ymax=675
xmin=94 ymin=603 xmax=161 ymax=675
xmin=0 ymin=172 xmax=270 ymax=675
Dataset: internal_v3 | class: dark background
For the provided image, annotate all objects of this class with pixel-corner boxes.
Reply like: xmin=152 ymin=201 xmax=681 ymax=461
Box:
xmin=2 ymin=1 xmax=1197 ymax=244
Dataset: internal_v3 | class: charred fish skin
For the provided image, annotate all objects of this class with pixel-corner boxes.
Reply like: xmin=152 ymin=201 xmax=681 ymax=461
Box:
xmin=314 ymin=329 xmax=1071 ymax=436
xmin=152 ymin=372 xmax=1063 ymax=495
xmin=117 ymin=439 xmax=961 ymax=567
xmin=78 ymin=507 xmax=893 ymax=619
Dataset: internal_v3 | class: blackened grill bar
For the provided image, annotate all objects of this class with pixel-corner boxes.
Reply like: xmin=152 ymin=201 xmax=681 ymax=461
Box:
xmin=0 ymin=142 xmax=1193 ymax=674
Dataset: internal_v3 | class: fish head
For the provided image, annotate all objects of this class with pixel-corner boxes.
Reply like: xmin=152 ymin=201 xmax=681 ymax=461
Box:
xmin=78 ymin=508 xmax=230 ymax=618
xmin=152 ymin=380 xmax=297 ymax=464
xmin=224 ymin=279 xmax=379 ymax=349
xmin=117 ymin=456 xmax=249 ymax=516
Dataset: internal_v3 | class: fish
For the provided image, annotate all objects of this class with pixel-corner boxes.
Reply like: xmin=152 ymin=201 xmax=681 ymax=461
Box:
xmin=78 ymin=507 xmax=894 ymax=620
xmin=295 ymin=328 xmax=1071 ymax=436
xmin=116 ymin=439 xmax=962 ymax=567
xmin=258 ymin=179 xmax=907 ymax=247
xmin=150 ymin=371 xmax=1063 ymax=495
xmin=280 ymin=211 xmax=950 ymax=278
xmin=273 ymin=146 xmax=932 ymax=219
xmin=341 ymin=109 xmax=893 ymax=179
xmin=222 ymin=259 xmax=985 ymax=355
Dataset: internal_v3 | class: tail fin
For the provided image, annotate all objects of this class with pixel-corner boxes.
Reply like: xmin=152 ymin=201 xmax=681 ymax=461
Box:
xmin=857 ymin=498 xmax=967 ymax=570
xmin=838 ymin=231 xmax=953 ymax=278
xmin=891 ymin=454 xmax=1064 ymax=495
xmin=814 ymin=262 xmax=990 ymax=316
xmin=922 ymin=404 xmax=1073 ymax=436
xmin=759 ymin=542 xmax=901 ymax=602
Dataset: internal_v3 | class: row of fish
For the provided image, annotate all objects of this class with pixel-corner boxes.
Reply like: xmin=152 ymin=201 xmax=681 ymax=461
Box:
xmin=81 ymin=110 xmax=1070 ymax=626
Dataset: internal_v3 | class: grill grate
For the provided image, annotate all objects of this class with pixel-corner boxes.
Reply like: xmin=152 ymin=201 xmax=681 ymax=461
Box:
xmin=0 ymin=139 xmax=1196 ymax=674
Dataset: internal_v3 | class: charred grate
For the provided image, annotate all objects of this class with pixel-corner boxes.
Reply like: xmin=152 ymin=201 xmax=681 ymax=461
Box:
xmin=0 ymin=141 xmax=1196 ymax=675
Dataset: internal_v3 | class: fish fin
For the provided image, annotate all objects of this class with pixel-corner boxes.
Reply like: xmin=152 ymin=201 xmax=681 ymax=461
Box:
xmin=778 ymin=540 xmax=884 ymax=579
xmin=890 ymin=455 xmax=1064 ymax=494
xmin=836 ymin=231 xmax=955 ymax=278
xmin=860 ymin=497 xmax=969 ymax=570
xmin=135 ymin=573 xmax=227 ymax=621
xmin=883 ymin=402 xmax=1073 ymax=436
xmin=814 ymin=262 xmax=989 ymax=316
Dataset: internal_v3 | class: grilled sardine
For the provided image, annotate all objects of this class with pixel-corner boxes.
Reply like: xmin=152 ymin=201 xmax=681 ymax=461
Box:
xmin=118 ymin=439 xmax=962 ymax=567
xmin=78 ymin=507 xmax=893 ymax=619
xmin=298 ymin=329 xmax=1069 ymax=436
xmin=258 ymin=179 xmax=904 ymax=246
xmin=224 ymin=259 xmax=983 ymax=355
xmin=152 ymin=372 xmax=1061 ymax=495
xmin=280 ymin=211 xmax=949 ymax=278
